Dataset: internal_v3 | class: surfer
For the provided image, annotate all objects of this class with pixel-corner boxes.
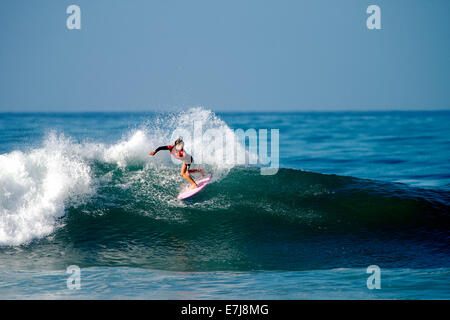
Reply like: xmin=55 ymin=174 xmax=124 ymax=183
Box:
xmin=149 ymin=138 xmax=204 ymax=189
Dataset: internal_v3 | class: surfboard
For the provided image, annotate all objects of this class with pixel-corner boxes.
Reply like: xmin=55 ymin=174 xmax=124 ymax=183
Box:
xmin=177 ymin=175 xmax=212 ymax=200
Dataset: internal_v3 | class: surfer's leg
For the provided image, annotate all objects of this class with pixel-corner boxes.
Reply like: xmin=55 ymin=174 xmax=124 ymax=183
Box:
xmin=188 ymin=168 xmax=205 ymax=177
xmin=181 ymin=163 xmax=198 ymax=188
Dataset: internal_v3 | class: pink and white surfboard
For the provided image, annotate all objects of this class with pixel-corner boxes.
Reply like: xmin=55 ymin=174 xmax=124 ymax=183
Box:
xmin=177 ymin=175 xmax=212 ymax=200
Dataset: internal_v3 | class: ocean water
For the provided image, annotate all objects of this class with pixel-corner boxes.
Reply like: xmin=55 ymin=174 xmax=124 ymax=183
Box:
xmin=0 ymin=108 xmax=449 ymax=299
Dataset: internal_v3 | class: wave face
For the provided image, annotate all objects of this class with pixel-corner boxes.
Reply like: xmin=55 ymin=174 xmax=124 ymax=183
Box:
xmin=0 ymin=109 xmax=449 ymax=272
xmin=1 ymin=165 xmax=449 ymax=271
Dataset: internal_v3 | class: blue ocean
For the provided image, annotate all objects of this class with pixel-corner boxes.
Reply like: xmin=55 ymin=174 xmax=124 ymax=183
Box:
xmin=0 ymin=108 xmax=449 ymax=299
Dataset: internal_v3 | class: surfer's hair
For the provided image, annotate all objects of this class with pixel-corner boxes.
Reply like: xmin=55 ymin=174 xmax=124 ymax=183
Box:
xmin=174 ymin=138 xmax=184 ymax=151
xmin=174 ymin=138 xmax=183 ymax=146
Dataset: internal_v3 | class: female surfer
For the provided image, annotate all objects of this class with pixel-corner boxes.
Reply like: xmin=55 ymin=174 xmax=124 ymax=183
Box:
xmin=149 ymin=138 xmax=204 ymax=189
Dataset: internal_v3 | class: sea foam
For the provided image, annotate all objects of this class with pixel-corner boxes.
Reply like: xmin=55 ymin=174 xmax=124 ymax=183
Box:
xmin=0 ymin=133 xmax=92 ymax=246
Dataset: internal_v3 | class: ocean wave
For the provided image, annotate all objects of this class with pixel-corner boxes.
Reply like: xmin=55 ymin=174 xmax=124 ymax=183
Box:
xmin=0 ymin=108 xmax=256 ymax=245
xmin=1 ymin=160 xmax=449 ymax=270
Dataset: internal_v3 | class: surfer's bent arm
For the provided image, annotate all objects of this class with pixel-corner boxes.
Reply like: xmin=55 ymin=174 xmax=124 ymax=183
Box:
xmin=149 ymin=145 xmax=170 ymax=156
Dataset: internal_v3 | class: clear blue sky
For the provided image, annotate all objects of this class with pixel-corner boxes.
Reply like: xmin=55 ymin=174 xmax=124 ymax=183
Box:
xmin=1 ymin=0 xmax=449 ymax=112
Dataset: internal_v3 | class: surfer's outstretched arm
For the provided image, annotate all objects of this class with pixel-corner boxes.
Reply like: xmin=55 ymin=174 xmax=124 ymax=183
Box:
xmin=149 ymin=145 xmax=169 ymax=156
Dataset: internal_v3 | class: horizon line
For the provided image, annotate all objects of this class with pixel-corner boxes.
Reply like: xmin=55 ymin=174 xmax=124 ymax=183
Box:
xmin=0 ymin=108 xmax=449 ymax=114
